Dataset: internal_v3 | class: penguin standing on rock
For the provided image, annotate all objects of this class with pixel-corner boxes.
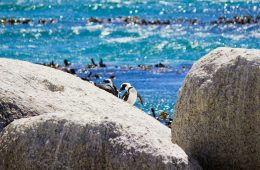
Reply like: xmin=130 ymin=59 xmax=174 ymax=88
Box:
xmin=99 ymin=59 xmax=107 ymax=67
xmin=64 ymin=59 xmax=71 ymax=67
xmin=96 ymin=78 xmax=119 ymax=97
xmin=119 ymin=83 xmax=144 ymax=105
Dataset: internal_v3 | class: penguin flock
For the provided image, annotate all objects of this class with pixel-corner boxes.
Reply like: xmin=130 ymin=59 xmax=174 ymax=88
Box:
xmin=38 ymin=58 xmax=177 ymax=128
xmin=96 ymin=79 xmax=173 ymax=128
xmin=38 ymin=59 xmax=144 ymax=106
xmin=94 ymin=78 xmax=173 ymax=128
xmin=96 ymin=79 xmax=143 ymax=106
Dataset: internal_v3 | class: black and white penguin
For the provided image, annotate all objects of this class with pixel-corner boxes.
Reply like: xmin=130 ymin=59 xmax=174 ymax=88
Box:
xmin=64 ymin=59 xmax=71 ymax=67
xmin=99 ymin=59 xmax=107 ymax=67
xmin=96 ymin=78 xmax=119 ymax=97
xmin=119 ymin=83 xmax=143 ymax=105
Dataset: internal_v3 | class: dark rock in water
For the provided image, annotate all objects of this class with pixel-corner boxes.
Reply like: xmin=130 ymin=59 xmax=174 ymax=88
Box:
xmin=22 ymin=19 xmax=31 ymax=24
xmin=210 ymin=15 xmax=259 ymax=25
xmin=162 ymin=20 xmax=170 ymax=25
xmin=155 ymin=63 xmax=166 ymax=68
xmin=172 ymin=47 xmax=260 ymax=170
xmin=86 ymin=64 xmax=96 ymax=68
xmin=0 ymin=18 xmax=54 ymax=25
xmin=88 ymin=17 xmax=103 ymax=23
xmin=38 ymin=19 xmax=47 ymax=24
xmin=141 ymin=19 xmax=148 ymax=25
xmin=0 ymin=58 xmax=201 ymax=170
xmin=1 ymin=16 xmax=259 ymax=26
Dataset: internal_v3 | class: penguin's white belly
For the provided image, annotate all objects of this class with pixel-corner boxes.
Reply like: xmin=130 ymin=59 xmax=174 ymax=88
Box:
xmin=127 ymin=88 xmax=137 ymax=105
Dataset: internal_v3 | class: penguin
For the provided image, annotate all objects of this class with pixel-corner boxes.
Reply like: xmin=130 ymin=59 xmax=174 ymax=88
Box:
xmin=64 ymin=59 xmax=71 ymax=67
xmin=48 ymin=60 xmax=59 ymax=68
xmin=87 ymin=58 xmax=98 ymax=68
xmin=109 ymin=75 xmax=116 ymax=79
xmin=99 ymin=59 xmax=107 ymax=67
xmin=96 ymin=78 xmax=119 ymax=97
xmin=91 ymin=58 xmax=97 ymax=67
xmin=119 ymin=83 xmax=143 ymax=105
xmin=150 ymin=108 xmax=158 ymax=119
xmin=81 ymin=77 xmax=90 ymax=82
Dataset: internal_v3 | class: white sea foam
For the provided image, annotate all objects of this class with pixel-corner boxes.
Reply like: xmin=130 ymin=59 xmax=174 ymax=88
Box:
xmin=222 ymin=34 xmax=245 ymax=41
xmin=34 ymin=33 xmax=41 ymax=39
xmin=195 ymin=32 xmax=213 ymax=38
xmin=100 ymin=28 xmax=111 ymax=38
xmin=0 ymin=45 xmax=9 ymax=49
xmin=106 ymin=37 xmax=143 ymax=43
xmin=159 ymin=1 xmax=175 ymax=6
xmin=126 ymin=25 xmax=156 ymax=38
xmin=71 ymin=25 xmax=103 ymax=35
xmin=85 ymin=25 xmax=103 ymax=32
xmin=250 ymin=31 xmax=260 ymax=39
xmin=106 ymin=0 xmax=121 ymax=3
xmin=20 ymin=28 xmax=43 ymax=33
xmin=154 ymin=41 xmax=168 ymax=51
xmin=159 ymin=26 xmax=187 ymax=38
xmin=72 ymin=26 xmax=81 ymax=35
xmin=28 ymin=45 xmax=37 ymax=48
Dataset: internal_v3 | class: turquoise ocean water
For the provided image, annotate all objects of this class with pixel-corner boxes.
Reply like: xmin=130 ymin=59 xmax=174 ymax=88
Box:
xmin=0 ymin=0 xmax=259 ymax=117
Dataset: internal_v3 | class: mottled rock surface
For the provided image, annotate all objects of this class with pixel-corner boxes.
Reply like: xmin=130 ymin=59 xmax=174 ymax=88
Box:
xmin=172 ymin=47 xmax=260 ymax=170
xmin=0 ymin=58 xmax=201 ymax=170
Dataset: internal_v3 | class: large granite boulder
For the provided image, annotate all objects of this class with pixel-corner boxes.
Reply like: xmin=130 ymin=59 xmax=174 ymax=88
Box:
xmin=172 ymin=47 xmax=260 ymax=169
xmin=0 ymin=58 xmax=200 ymax=169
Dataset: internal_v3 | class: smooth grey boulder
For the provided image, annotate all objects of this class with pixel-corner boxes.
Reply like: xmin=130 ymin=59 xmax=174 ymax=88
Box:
xmin=172 ymin=47 xmax=260 ymax=170
xmin=0 ymin=58 xmax=201 ymax=170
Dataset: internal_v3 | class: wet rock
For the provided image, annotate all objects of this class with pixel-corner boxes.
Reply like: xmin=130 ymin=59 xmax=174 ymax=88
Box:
xmin=155 ymin=63 xmax=166 ymax=68
xmin=88 ymin=17 xmax=103 ymax=23
xmin=172 ymin=47 xmax=260 ymax=169
xmin=210 ymin=15 xmax=259 ymax=25
xmin=0 ymin=18 xmax=54 ymax=25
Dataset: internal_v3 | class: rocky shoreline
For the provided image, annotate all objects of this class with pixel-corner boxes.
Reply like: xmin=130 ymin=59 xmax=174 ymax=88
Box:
xmin=0 ymin=57 xmax=200 ymax=169
xmin=0 ymin=47 xmax=259 ymax=169
xmin=1 ymin=15 xmax=260 ymax=26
